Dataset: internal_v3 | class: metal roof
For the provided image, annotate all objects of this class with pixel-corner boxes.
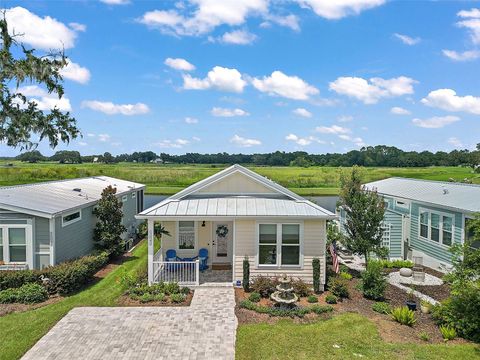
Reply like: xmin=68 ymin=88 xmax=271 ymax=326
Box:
xmin=138 ymin=196 xmax=334 ymax=218
xmin=0 ymin=176 xmax=145 ymax=218
xmin=364 ymin=177 xmax=480 ymax=213
xmin=138 ymin=164 xmax=335 ymax=219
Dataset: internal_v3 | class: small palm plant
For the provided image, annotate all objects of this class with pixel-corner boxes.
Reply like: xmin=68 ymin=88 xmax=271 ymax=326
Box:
xmin=439 ymin=325 xmax=457 ymax=341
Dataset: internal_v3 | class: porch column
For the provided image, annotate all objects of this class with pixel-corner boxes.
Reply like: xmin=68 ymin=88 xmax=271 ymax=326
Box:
xmin=147 ymin=218 xmax=154 ymax=285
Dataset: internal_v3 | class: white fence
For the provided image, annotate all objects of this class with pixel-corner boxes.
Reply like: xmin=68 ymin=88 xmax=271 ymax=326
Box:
xmin=152 ymin=250 xmax=199 ymax=286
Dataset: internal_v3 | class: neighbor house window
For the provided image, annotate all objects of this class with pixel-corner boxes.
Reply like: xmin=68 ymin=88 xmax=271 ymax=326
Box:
xmin=258 ymin=223 xmax=302 ymax=267
xmin=419 ymin=209 xmax=454 ymax=247
xmin=62 ymin=210 xmax=81 ymax=227
xmin=258 ymin=224 xmax=277 ymax=265
xmin=62 ymin=211 xmax=82 ymax=226
xmin=178 ymin=221 xmax=196 ymax=250
xmin=8 ymin=228 xmax=26 ymax=262
xmin=281 ymin=224 xmax=300 ymax=265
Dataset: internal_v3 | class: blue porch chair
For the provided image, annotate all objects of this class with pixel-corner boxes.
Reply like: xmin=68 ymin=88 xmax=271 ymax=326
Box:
xmin=165 ymin=249 xmax=178 ymax=271
xmin=198 ymin=248 xmax=209 ymax=272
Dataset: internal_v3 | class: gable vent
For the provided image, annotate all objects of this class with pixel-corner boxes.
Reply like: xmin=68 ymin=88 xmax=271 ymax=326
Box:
xmin=73 ymin=188 xmax=82 ymax=192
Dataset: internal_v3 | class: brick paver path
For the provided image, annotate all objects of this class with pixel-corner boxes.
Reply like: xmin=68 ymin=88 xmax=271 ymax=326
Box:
xmin=22 ymin=287 xmax=237 ymax=360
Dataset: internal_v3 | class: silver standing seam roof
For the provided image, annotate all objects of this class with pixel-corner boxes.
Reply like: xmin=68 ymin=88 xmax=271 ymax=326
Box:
xmin=364 ymin=177 xmax=480 ymax=213
xmin=138 ymin=164 xmax=335 ymax=219
xmin=0 ymin=176 xmax=145 ymax=218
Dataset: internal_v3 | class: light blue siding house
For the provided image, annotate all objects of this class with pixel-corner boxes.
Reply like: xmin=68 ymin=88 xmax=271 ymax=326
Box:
xmin=0 ymin=176 xmax=145 ymax=270
xmin=339 ymin=177 xmax=480 ymax=271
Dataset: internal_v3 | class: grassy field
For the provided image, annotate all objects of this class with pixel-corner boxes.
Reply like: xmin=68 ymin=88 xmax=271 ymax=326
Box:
xmin=1 ymin=161 xmax=479 ymax=195
xmin=236 ymin=314 xmax=479 ymax=360
xmin=0 ymin=241 xmax=148 ymax=360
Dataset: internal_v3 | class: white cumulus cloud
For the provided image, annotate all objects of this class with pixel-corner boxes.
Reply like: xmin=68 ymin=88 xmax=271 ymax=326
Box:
xmin=457 ymin=8 xmax=480 ymax=44
xmin=442 ymin=49 xmax=480 ymax=62
xmin=82 ymin=100 xmax=150 ymax=115
xmin=297 ymin=0 xmax=385 ymax=20
xmin=100 ymin=0 xmax=130 ymax=4
xmin=412 ymin=115 xmax=460 ymax=129
xmin=211 ymin=107 xmax=249 ymax=117
xmin=16 ymin=85 xmax=72 ymax=111
xmin=292 ymin=108 xmax=312 ymax=118
xmin=164 ymin=57 xmax=196 ymax=71
xmin=285 ymin=134 xmax=325 ymax=146
xmin=4 ymin=7 xmax=79 ymax=50
xmin=60 ymin=60 xmax=91 ymax=84
xmin=185 ymin=117 xmax=199 ymax=124
xmin=329 ymin=76 xmax=417 ymax=104
xmin=69 ymin=22 xmax=86 ymax=32
xmin=230 ymin=134 xmax=261 ymax=147
xmin=252 ymin=71 xmax=319 ymax=100
xmin=390 ymin=106 xmax=411 ymax=115
xmin=394 ymin=33 xmax=421 ymax=45
xmin=447 ymin=137 xmax=464 ymax=148
xmin=183 ymin=66 xmax=246 ymax=93
xmin=219 ymin=29 xmax=257 ymax=44
xmin=421 ymin=89 xmax=480 ymax=115
xmin=155 ymin=138 xmax=190 ymax=148
xmin=315 ymin=125 xmax=350 ymax=135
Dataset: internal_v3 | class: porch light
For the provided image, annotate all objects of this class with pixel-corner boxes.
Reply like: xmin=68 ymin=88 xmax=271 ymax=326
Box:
xmin=202 ymin=221 xmax=206 ymax=227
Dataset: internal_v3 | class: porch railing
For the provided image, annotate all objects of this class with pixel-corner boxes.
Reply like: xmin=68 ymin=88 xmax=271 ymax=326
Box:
xmin=152 ymin=251 xmax=199 ymax=286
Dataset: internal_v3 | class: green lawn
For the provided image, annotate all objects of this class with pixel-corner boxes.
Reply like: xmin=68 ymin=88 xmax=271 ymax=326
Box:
xmin=1 ymin=161 xmax=479 ymax=196
xmin=0 ymin=241 xmax=148 ymax=360
xmin=236 ymin=313 xmax=480 ymax=360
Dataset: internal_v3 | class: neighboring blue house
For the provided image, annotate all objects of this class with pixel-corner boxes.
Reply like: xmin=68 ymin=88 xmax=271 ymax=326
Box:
xmin=0 ymin=176 xmax=145 ymax=270
xmin=338 ymin=177 xmax=480 ymax=271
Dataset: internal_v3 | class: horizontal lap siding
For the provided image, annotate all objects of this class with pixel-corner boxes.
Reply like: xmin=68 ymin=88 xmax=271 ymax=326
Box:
xmin=410 ymin=203 xmax=463 ymax=264
xmin=384 ymin=210 xmax=403 ymax=258
xmin=234 ymin=219 xmax=326 ymax=284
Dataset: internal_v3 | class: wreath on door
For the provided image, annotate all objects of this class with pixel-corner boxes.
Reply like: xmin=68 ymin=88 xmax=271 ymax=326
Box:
xmin=216 ymin=225 xmax=229 ymax=238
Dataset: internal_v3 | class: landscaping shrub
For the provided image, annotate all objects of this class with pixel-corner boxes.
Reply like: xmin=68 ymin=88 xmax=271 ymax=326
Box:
xmin=239 ymin=300 xmax=332 ymax=318
xmin=309 ymin=304 xmax=334 ymax=315
xmin=291 ymin=279 xmax=313 ymax=297
xmin=0 ymin=283 xmax=48 ymax=304
xmin=170 ymin=293 xmax=186 ymax=303
xmin=391 ymin=306 xmax=416 ymax=326
xmin=250 ymin=276 xmax=278 ymax=298
xmin=243 ymin=256 xmax=250 ymax=292
xmin=327 ymin=278 xmax=349 ymax=299
xmin=181 ymin=287 xmax=190 ymax=295
xmin=372 ymin=301 xmax=391 ymax=315
xmin=307 ymin=295 xmax=318 ymax=303
xmin=369 ymin=259 xmax=413 ymax=269
xmin=419 ymin=331 xmax=430 ymax=342
xmin=361 ymin=261 xmax=387 ymax=300
xmin=125 ymin=281 xmax=189 ymax=304
xmin=325 ymin=294 xmax=338 ymax=304
xmin=339 ymin=272 xmax=352 ymax=280
xmin=440 ymin=325 xmax=457 ymax=341
xmin=248 ymin=292 xmax=261 ymax=303
xmin=312 ymin=258 xmax=321 ymax=293
xmin=0 ymin=270 xmax=40 ymax=291
xmin=163 ymin=282 xmax=181 ymax=295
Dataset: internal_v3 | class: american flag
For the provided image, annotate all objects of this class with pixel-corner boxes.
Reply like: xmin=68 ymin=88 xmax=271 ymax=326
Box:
xmin=329 ymin=240 xmax=340 ymax=274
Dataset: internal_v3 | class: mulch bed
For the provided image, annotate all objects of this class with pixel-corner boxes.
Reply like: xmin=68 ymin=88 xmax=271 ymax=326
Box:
xmin=405 ymin=283 xmax=451 ymax=302
xmin=235 ymin=272 xmax=469 ymax=345
xmin=117 ymin=291 xmax=194 ymax=307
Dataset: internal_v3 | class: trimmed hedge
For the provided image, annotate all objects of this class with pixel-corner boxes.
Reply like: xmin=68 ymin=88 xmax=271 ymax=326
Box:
xmin=239 ymin=300 xmax=333 ymax=318
xmin=0 ymin=251 xmax=109 ymax=295
xmin=369 ymin=259 xmax=413 ymax=269
xmin=0 ymin=283 xmax=48 ymax=304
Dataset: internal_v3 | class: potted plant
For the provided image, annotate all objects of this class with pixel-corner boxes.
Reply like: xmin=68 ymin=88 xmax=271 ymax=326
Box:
xmin=420 ymin=299 xmax=431 ymax=314
xmin=405 ymin=288 xmax=417 ymax=311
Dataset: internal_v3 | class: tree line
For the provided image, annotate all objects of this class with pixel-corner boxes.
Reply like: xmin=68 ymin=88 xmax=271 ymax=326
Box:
xmin=10 ymin=145 xmax=480 ymax=168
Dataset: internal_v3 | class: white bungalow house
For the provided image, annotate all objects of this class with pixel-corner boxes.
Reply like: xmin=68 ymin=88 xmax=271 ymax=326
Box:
xmin=136 ymin=164 xmax=335 ymax=288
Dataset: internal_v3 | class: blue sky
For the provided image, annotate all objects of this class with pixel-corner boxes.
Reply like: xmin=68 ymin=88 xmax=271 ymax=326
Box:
xmin=2 ymin=0 xmax=480 ymax=156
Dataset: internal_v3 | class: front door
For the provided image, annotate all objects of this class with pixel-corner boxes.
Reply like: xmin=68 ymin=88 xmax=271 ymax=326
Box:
xmin=212 ymin=222 xmax=233 ymax=263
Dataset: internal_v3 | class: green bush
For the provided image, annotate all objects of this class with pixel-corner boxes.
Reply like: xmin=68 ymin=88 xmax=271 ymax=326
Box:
xmin=291 ymin=279 xmax=313 ymax=297
xmin=309 ymin=304 xmax=334 ymax=315
xmin=372 ymin=301 xmax=391 ymax=315
xmin=361 ymin=261 xmax=387 ymax=300
xmin=170 ymin=293 xmax=186 ymax=303
xmin=248 ymin=292 xmax=261 ymax=303
xmin=239 ymin=300 xmax=333 ymax=318
xmin=369 ymin=259 xmax=413 ymax=269
xmin=243 ymin=256 xmax=250 ymax=292
xmin=312 ymin=258 xmax=321 ymax=293
xmin=431 ymin=283 xmax=480 ymax=343
xmin=163 ymin=282 xmax=181 ymax=295
xmin=325 ymin=294 xmax=338 ymax=304
xmin=250 ymin=276 xmax=278 ymax=298
xmin=307 ymin=295 xmax=318 ymax=303
xmin=0 ymin=270 xmax=40 ymax=291
xmin=0 ymin=283 xmax=48 ymax=304
xmin=440 ymin=325 xmax=457 ymax=341
xmin=391 ymin=306 xmax=416 ymax=326
xmin=328 ymin=278 xmax=349 ymax=299
xmin=419 ymin=331 xmax=430 ymax=342
xmin=181 ymin=286 xmax=190 ymax=295
xmin=339 ymin=272 xmax=352 ymax=280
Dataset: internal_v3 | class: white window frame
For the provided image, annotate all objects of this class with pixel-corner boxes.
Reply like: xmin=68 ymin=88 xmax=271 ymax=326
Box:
xmin=0 ymin=223 xmax=33 ymax=266
xmin=418 ymin=207 xmax=455 ymax=248
xmin=176 ymin=221 xmax=198 ymax=251
xmin=61 ymin=210 xmax=82 ymax=227
xmin=255 ymin=221 xmax=304 ymax=269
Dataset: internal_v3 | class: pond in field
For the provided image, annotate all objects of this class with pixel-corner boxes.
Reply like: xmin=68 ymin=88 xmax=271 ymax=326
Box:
xmin=144 ymin=195 xmax=339 ymax=213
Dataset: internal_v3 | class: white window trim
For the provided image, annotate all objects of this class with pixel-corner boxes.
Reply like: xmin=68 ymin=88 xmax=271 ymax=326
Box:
xmin=418 ymin=207 xmax=455 ymax=248
xmin=61 ymin=209 xmax=82 ymax=227
xmin=0 ymin=224 xmax=33 ymax=266
xmin=176 ymin=221 xmax=198 ymax=252
xmin=255 ymin=221 xmax=304 ymax=269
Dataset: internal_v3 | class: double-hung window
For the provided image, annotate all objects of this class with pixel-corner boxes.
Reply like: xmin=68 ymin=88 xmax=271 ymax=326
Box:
xmin=419 ymin=209 xmax=454 ymax=247
xmin=258 ymin=223 xmax=301 ymax=267
xmin=430 ymin=213 xmax=440 ymax=242
xmin=178 ymin=221 xmax=196 ymax=250
xmin=0 ymin=224 xmax=31 ymax=264
xmin=420 ymin=211 xmax=429 ymax=238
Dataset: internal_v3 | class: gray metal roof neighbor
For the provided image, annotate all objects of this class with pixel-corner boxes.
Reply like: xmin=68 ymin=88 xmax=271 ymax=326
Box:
xmin=364 ymin=177 xmax=480 ymax=213
xmin=0 ymin=176 xmax=145 ymax=217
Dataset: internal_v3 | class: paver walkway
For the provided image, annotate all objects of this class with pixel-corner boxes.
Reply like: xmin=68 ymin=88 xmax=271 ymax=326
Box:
xmin=22 ymin=287 xmax=237 ymax=360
